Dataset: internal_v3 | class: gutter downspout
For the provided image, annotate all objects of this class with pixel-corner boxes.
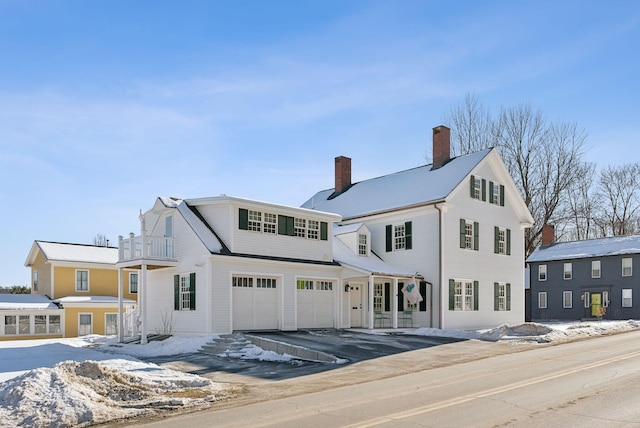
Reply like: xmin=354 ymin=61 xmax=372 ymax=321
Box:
xmin=435 ymin=203 xmax=445 ymax=329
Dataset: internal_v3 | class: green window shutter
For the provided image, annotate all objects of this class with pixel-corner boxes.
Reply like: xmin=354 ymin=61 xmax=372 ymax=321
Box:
xmin=494 ymin=227 xmax=499 ymax=254
xmin=459 ymin=219 xmax=466 ymax=249
xmin=449 ymin=279 xmax=455 ymax=310
xmin=320 ymin=222 xmax=328 ymax=240
xmin=189 ymin=272 xmax=196 ymax=311
xmin=506 ymin=228 xmax=511 ymax=255
xmin=473 ymin=281 xmax=479 ymax=311
xmin=481 ymin=179 xmax=487 ymax=202
xmin=506 ymin=283 xmax=511 ymax=311
xmin=474 ymin=222 xmax=479 ymax=251
xmin=239 ymin=208 xmax=249 ymax=230
xmin=419 ymin=281 xmax=427 ymax=312
xmin=489 ymin=181 xmax=494 ymax=204
xmin=405 ymin=221 xmax=412 ymax=250
xmin=174 ymin=275 xmax=180 ymax=311
xmin=278 ymin=215 xmax=288 ymax=235
xmin=386 ymin=225 xmax=393 ymax=252
xmin=494 ymin=282 xmax=500 ymax=311
xmin=397 ymin=283 xmax=405 ymax=311
xmin=384 ymin=283 xmax=391 ymax=312
xmin=470 ymin=175 xmax=475 ymax=198
xmin=500 ymin=185 xmax=505 ymax=206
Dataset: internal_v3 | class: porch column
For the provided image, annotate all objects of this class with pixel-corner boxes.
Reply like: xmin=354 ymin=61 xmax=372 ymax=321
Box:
xmin=392 ymin=278 xmax=399 ymax=329
xmin=117 ymin=267 xmax=124 ymax=342
xmin=368 ymin=275 xmax=374 ymax=329
xmin=141 ymin=263 xmax=148 ymax=345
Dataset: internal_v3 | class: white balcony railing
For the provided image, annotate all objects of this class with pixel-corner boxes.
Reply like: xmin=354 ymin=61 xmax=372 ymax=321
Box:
xmin=118 ymin=233 xmax=175 ymax=262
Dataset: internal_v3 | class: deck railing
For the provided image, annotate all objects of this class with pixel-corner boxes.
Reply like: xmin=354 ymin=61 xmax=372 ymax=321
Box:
xmin=118 ymin=233 xmax=175 ymax=262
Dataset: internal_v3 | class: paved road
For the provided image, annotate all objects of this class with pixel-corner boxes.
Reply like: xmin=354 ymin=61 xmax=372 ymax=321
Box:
xmin=134 ymin=330 xmax=640 ymax=427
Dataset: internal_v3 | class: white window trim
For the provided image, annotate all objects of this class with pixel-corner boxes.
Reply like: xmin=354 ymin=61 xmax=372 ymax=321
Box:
xmin=454 ymin=279 xmax=475 ymax=311
xmin=358 ymin=234 xmax=368 ymax=256
xmin=180 ymin=275 xmax=191 ymax=311
xmin=394 ymin=224 xmax=406 ymax=251
xmin=563 ymin=263 xmax=572 ymax=280
xmin=538 ymin=292 xmax=547 ymax=309
xmin=497 ymin=282 xmax=507 ymax=311
xmin=491 ymin=181 xmax=501 ymax=205
xmin=75 ymin=269 xmax=90 ymax=292
xmin=538 ymin=265 xmax=547 ymax=281
xmin=622 ymin=258 xmax=633 ymax=277
xmin=473 ymin=176 xmax=482 ymax=200
xmin=78 ymin=313 xmax=93 ymax=336
xmin=591 ymin=261 xmax=601 ymax=279
xmin=583 ymin=292 xmax=590 ymax=308
xmin=464 ymin=221 xmax=474 ymax=250
xmin=105 ymin=313 xmax=118 ymax=336
xmin=563 ymin=291 xmax=572 ymax=308
xmin=622 ymin=289 xmax=633 ymax=307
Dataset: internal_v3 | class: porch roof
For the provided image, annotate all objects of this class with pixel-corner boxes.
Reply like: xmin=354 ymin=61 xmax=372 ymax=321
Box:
xmin=333 ymin=238 xmax=420 ymax=278
xmin=0 ymin=294 xmax=60 ymax=310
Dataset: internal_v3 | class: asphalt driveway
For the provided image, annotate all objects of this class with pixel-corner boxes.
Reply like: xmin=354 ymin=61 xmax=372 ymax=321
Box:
xmin=144 ymin=329 xmax=465 ymax=382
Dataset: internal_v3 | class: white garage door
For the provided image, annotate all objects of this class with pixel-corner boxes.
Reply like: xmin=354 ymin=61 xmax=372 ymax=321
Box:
xmin=296 ymin=279 xmax=334 ymax=329
xmin=232 ymin=276 xmax=278 ymax=330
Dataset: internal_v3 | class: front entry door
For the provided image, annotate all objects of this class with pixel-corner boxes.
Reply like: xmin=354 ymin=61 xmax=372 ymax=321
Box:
xmin=591 ymin=293 xmax=602 ymax=317
xmin=350 ymin=284 xmax=362 ymax=327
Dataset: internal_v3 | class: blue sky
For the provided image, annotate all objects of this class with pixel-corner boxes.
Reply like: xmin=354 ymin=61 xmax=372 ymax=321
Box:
xmin=2 ymin=0 xmax=639 ymax=287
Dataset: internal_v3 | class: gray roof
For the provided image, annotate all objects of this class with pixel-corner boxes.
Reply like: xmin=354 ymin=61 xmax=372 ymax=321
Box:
xmin=527 ymin=235 xmax=640 ymax=263
xmin=301 ymin=149 xmax=492 ymax=218
xmin=26 ymin=241 xmax=118 ymax=267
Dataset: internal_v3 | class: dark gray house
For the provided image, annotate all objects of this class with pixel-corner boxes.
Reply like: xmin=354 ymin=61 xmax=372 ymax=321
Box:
xmin=528 ymin=225 xmax=640 ymax=321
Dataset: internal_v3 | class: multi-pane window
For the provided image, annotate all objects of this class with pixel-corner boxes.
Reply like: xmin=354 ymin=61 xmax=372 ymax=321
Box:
xmin=294 ymin=218 xmax=306 ymax=237
xmin=563 ymin=263 xmax=572 ymax=280
xmin=263 ymin=213 xmax=277 ymax=234
xmin=307 ymin=220 xmax=319 ymax=240
xmin=317 ymin=281 xmax=333 ymax=291
xmin=538 ymin=265 xmax=547 ymax=281
xmin=35 ymin=315 xmax=47 ymax=334
xmin=256 ymin=278 xmax=277 ymax=289
xmin=496 ymin=283 xmax=506 ymax=311
xmin=489 ymin=182 xmax=500 ymax=205
xmin=592 ymin=261 xmax=601 ymax=279
xmin=248 ymin=210 xmax=262 ymax=232
xmin=465 ymin=222 xmax=473 ymax=249
xmin=395 ymin=224 xmax=406 ymax=250
xmin=76 ymin=270 xmax=89 ymax=291
xmin=453 ymin=280 xmax=474 ymax=311
xmin=49 ymin=315 xmax=61 ymax=334
xmin=180 ymin=275 xmax=191 ymax=310
xmin=296 ymin=280 xmax=314 ymax=290
xmin=622 ymin=289 xmax=633 ymax=307
xmin=563 ymin=291 xmax=573 ymax=308
xmin=538 ymin=292 xmax=547 ymax=309
xmin=622 ymin=258 xmax=633 ymax=277
xmin=4 ymin=315 xmax=16 ymax=335
xmin=374 ymin=283 xmax=383 ymax=310
xmin=129 ymin=272 xmax=138 ymax=294
xmin=78 ymin=314 xmax=92 ymax=336
xmin=233 ymin=276 xmax=254 ymax=288
xmin=358 ymin=234 xmax=367 ymax=256
xmin=497 ymin=229 xmax=505 ymax=254
xmin=18 ymin=316 xmax=29 ymax=334
xmin=473 ymin=177 xmax=482 ymax=200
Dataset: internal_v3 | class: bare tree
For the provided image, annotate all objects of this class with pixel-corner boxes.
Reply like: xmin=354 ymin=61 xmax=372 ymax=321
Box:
xmin=595 ymin=163 xmax=640 ymax=236
xmin=566 ymin=162 xmax=598 ymax=240
xmin=93 ymin=233 xmax=110 ymax=247
xmin=443 ymin=93 xmax=495 ymax=156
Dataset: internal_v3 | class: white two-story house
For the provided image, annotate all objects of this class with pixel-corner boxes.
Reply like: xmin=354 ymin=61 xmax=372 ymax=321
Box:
xmin=116 ymin=125 xmax=532 ymax=342
xmin=303 ymin=126 xmax=534 ymax=330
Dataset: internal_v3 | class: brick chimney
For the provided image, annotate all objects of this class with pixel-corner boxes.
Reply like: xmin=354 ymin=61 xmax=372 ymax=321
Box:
xmin=542 ymin=224 xmax=555 ymax=246
xmin=432 ymin=125 xmax=451 ymax=169
xmin=335 ymin=156 xmax=352 ymax=194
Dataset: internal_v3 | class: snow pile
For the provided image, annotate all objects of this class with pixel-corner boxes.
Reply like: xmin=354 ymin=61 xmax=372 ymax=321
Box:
xmin=228 ymin=343 xmax=300 ymax=363
xmin=411 ymin=320 xmax=640 ymax=343
xmin=0 ymin=358 xmax=231 ymax=427
xmin=97 ymin=335 xmax=216 ymax=358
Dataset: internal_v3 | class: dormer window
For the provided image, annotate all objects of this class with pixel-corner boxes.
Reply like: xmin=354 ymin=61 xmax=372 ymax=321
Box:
xmin=358 ymin=234 xmax=368 ymax=256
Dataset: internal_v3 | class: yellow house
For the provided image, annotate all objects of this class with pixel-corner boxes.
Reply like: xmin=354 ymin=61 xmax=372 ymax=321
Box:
xmin=20 ymin=241 xmax=138 ymax=338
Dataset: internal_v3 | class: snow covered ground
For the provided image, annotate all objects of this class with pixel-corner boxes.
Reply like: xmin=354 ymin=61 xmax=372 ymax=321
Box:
xmin=1 ymin=320 xmax=639 ymax=427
